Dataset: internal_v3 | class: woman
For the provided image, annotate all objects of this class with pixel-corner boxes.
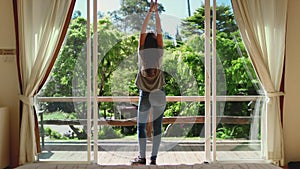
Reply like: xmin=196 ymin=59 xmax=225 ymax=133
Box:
xmin=131 ymin=0 xmax=166 ymax=166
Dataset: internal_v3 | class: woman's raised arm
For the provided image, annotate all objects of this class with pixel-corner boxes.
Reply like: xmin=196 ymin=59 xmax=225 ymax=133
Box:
xmin=154 ymin=2 xmax=163 ymax=47
xmin=139 ymin=2 xmax=155 ymax=47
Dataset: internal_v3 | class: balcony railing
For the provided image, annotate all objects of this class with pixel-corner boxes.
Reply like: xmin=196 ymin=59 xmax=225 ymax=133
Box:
xmin=38 ymin=95 xmax=263 ymax=102
xmin=37 ymin=95 xmax=263 ymax=127
xmin=37 ymin=95 xmax=264 ymax=162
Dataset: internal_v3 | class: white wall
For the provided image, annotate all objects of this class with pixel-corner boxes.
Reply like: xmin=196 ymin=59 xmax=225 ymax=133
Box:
xmin=0 ymin=0 xmax=19 ymax=167
xmin=284 ymin=0 xmax=300 ymax=165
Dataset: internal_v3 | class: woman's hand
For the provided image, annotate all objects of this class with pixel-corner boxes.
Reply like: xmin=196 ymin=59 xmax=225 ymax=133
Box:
xmin=149 ymin=0 xmax=154 ymax=12
xmin=149 ymin=0 xmax=158 ymax=12
xmin=153 ymin=3 xmax=158 ymax=12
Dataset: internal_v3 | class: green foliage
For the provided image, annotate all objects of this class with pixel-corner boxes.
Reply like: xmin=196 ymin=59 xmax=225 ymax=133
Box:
xmin=39 ymin=3 xmax=262 ymax=140
xmin=216 ymin=124 xmax=250 ymax=139
xmin=173 ymin=4 xmax=260 ymax=138
xmin=39 ymin=16 xmax=88 ymax=114
xmin=186 ymin=34 xmax=205 ymax=53
xmin=96 ymin=18 xmax=139 ymax=117
xmin=44 ymin=127 xmax=52 ymax=136
xmin=162 ymin=43 xmax=205 ymax=118
xmin=181 ymin=5 xmax=238 ymax=38
xmin=40 ymin=16 xmax=139 ymax=117
xmin=98 ymin=126 xmax=123 ymax=139
xmin=163 ymin=44 xmax=202 ymax=96
xmin=109 ymin=0 xmax=165 ymax=33
xmin=42 ymin=111 xmax=77 ymax=120
xmin=40 ymin=16 xmax=139 ymax=138
xmin=44 ymin=127 xmax=66 ymax=140
xmin=164 ymin=102 xmax=181 ymax=117
xmin=97 ymin=19 xmax=139 ymax=97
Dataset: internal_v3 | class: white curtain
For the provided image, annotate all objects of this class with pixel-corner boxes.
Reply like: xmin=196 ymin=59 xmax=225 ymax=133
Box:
xmin=14 ymin=0 xmax=75 ymax=164
xmin=231 ymin=0 xmax=287 ymax=164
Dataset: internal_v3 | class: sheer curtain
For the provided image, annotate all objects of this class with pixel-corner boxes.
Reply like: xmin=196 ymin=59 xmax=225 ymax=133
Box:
xmin=13 ymin=0 xmax=75 ymax=164
xmin=231 ymin=0 xmax=287 ymax=165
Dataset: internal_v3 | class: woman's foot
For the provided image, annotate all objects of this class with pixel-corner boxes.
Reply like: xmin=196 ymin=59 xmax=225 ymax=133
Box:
xmin=150 ymin=160 xmax=156 ymax=165
xmin=130 ymin=157 xmax=146 ymax=165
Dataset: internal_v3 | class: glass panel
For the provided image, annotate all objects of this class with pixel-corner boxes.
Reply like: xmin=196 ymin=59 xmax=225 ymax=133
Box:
xmin=35 ymin=0 xmax=267 ymax=164
xmin=95 ymin=0 xmax=206 ymax=165
xmin=37 ymin=102 xmax=90 ymax=162
xmin=214 ymin=0 xmax=264 ymax=161
xmin=37 ymin=0 xmax=90 ymax=162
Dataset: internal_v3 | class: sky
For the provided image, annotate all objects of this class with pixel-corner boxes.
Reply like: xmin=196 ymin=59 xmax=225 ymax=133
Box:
xmin=74 ymin=0 xmax=231 ymax=35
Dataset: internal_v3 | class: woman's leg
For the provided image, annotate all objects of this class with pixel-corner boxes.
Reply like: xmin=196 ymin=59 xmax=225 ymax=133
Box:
xmin=137 ymin=90 xmax=150 ymax=159
xmin=149 ymin=89 xmax=166 ymax=161
xmin=150 ymin=105 xmax=164 ymax=161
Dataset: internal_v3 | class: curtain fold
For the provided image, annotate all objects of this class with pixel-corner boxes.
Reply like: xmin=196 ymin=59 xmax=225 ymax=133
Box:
xmin=231 ymin=0 xmax=287 ymax=164
xmin=13 ymin=0 xmax=76 ymax=164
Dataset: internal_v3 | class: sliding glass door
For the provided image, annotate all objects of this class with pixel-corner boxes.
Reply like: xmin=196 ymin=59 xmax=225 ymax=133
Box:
xmin=37 ymin=0 xmax=264 ymax=164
